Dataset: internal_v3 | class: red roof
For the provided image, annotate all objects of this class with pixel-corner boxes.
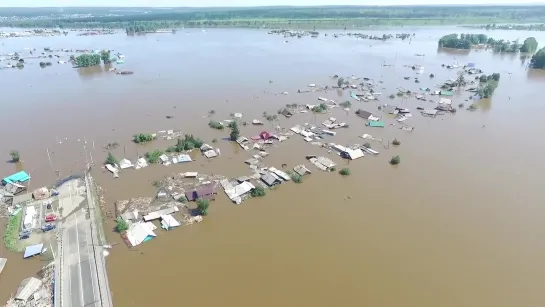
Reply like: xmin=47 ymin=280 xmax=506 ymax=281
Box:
xmin=259 ymin=131 xmax=271 ymax=140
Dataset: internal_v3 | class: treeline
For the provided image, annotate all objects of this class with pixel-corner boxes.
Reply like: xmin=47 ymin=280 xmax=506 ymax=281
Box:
xmin=481 ymin=23 xmax=545 ymax=31
xmin=3 ymin=5 xmax=545 ymax=28
xmin=438 ymin=33 xmax=539 ymax=53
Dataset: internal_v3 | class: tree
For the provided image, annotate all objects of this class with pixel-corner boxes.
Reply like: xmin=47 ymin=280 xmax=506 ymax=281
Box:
xmin=289 ymin=172 xmax=303 ymax=184
xmin=392 ymin=139 xmax=401 ymax=146
xmin=105 ymin=152 xmax=118 ymax=165
xmin=530 ymin=47 xmax=545 ymax=69
xmin=100 ymin=50 xmax=111 ymax=64
xmin=339 ymin=168 xmax=351 ymax=176
xmin=133 ymin=133 xmax=154 ymax=143
xmin=477 ymin=80 xmax=499 ymax=98
xmin=337 ymin=77 xmax=345 ymax=87
xmin=209 ymin=120 xmax=224 ymax=130
xmin=145 ymin=149 xmax=164 ymax=163
xmin=390 ymin=155 xmax=401 ymax=165
xmin=9 ymin=150 xmax=20 ymax=162
xmin=115 ymin=217 xmax=129 ymax=232
xmin=520 ymin=37 xmax=538 ymax=53
xmin=229 ymin=121 xmax=240 ymax=141
xmin=197 ymin=199 xmax=210 ymax=216
xmin=75 ymin=53 xmax=101 ymax=67
xmin=456 ymin=74 xmax=466 ymax=86
xmin=250 ymin=187 xmax=266 ymax=197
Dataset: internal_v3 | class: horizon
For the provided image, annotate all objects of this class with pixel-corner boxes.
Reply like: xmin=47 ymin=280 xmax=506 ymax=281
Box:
xmin=1 ymin=0 xmax=545 ymax=8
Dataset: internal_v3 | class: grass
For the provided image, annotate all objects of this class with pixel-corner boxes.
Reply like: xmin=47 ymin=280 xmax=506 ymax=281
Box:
xmin=3 ymin=211 xmax=23 ymax=252
xmin=339 ymin=168 xmax=351 ymax=176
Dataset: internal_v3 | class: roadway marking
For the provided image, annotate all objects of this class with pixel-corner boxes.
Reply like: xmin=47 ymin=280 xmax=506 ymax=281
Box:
xmin=74 ymin=205 xmax=85 ymax=306
xmin=85 ymin=219 xmax=97 ymax=306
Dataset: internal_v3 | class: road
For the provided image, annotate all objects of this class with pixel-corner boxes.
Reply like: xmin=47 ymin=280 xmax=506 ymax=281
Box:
xmin=56 ymin=177 xmax=112 ymax=307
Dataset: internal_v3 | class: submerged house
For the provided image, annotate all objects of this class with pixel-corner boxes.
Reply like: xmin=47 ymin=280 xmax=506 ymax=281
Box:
xmin=126 ymin=222 xmax=157 ymax=247
xmin=224 ymin=181 xmax=255 ymax=204
xmin=185 ymin=183 xmax=217 ymax=201
xmin=161 ymin=215 xmax=181 ymax=230
xmin=2 ymin=171 xmax=30 ymax=185
xmin=261 ymin=172 xmax=282 ymax=187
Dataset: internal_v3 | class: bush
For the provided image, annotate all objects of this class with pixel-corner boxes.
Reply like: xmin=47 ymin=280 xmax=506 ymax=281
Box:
xmin=339 ymin=168 xmax=351 ymax=176
xmin=468 ymin=103 xmax=478 ymax=111
xmin=197 ymin=199 xmax=210 ymax=216
xmin=363 ymin=143 xmax=371 ymax=149
xmin=133 ymin=133 xmax=154 ymax=143
xmin=170 ymin=135 xmax=204 ymax=152
xmin=3 ymin=211 xmax=22 ymax=252
xmin=115 ymin=217 xmax=129 ymax=233
xmin=145 ymin=149 xmax=164 ymax=163
xmin=339 ymin=101 xmax=352 ymax=108
xmin=458 ymin=103 xmax=465 ymax=108
xmin=392 ymin=139 xmax=401 ymax=146
xmin=289 ymin=172 xmax=303 ymax=184
xmin=10 ymin=150 xmax=20 ymax=162
xmin=390 ymin=155 xmax=401 ymax=165
xmin=105 ymin=152 xmax=118 ymax=165
xmin=250 ymin=187 xmax=266 ymax=197
xmin=208 ymin=120 xmax=224 ymax=130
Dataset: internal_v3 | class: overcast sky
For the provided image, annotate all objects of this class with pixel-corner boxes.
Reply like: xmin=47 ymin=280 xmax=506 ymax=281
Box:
xmin=0 ymin=0 xmax=543 ymax=7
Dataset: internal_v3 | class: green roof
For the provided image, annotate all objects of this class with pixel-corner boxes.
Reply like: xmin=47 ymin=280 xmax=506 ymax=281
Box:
xmin=367 ymin=121 xmax=385 ymax=127
xmin=441 ymin=90 xmax=454 ymax=96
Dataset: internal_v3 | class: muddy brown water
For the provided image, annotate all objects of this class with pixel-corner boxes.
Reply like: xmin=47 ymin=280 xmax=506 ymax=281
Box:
xmin=1 ymin=27 xmax=545 ymax=306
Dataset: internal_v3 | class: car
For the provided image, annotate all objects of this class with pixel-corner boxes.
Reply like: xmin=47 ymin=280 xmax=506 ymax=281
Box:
xmin=19 ymin=229 xmax=32 ymax=240
xmin=41 ymin=223 xmax=56 ymax=232
xmin=45 ymin=214 xmax=57 ymax=222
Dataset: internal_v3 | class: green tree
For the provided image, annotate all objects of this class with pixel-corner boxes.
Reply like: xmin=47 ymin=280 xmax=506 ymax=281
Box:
xmin=105 ymin=152 xmax=118 ymax=165
xmin=115 ymin=217 xmax=129 ymax=232
xmin=339 ymin=168 xmax=351 ymax=176
xmin=197 ymin=199 xmax=210 ymax=216
xmin=392 ymin=139 xmax=401 ymax=146
xmin=209 ymin=120 xmax=224 ymax=130
xmin=337 ymin=77 xmax=345 ymax=87
xmin=229 ymin=121 xmax=240 ymax=141
xmin=145 ymin=149 xmax=164 ymax=163
xmin=133 ymin=133 xmax=154 ymax=143
xmin=530 ymin=47 xmax=545 ymax=69
xmin=250 ymin=187 xmax=266 ymax=197
xmin=520 ymin=37 xmax=538 ymax=53
xmin=9 ymin=150 xmax=20 ymax=162
xmin=75 ymin=53 xmax=101 ymax=67
xmin=100 ymin=49 xmax=111 ymax=64
xmin=390 ymin=155 xmax=401 ymax=165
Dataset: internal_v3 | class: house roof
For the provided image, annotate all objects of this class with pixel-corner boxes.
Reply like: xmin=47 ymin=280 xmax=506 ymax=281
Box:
xmin=261 ymin=172 xmax=280 ymax=186
xmin=161 ymin=214 xmax=181 ymax=229
xmin=294 ymin=165 xmax=311 ymax=176
xmin=127 ymin=222 xmax=156 ymax=246
xmin=225 ymin=181 xmax=255 ymax=200
xmin=3 ymin=171 xmax=30 ymax=184
xmin=356 ymin=109 xmax=372 ymax=119
xmin=367 ymin=121 xmax=385 ymax=127
xmin=259 ymin=131 xmax=271 ymax=140
xmin=15 ymin=277 xmax=42 ymax=301
xmin=185 ymin=184 xmax=217 ymax=201
xmin=23 ymin=243 xmax=43 ymax=259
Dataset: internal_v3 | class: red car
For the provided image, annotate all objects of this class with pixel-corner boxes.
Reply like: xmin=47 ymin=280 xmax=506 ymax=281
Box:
xmin=45 ymin=214 xmax=57 ymax=222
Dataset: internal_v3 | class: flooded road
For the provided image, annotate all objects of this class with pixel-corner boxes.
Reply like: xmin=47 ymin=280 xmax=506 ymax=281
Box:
xmin=1 ymin=27 xmax=545 ymax=306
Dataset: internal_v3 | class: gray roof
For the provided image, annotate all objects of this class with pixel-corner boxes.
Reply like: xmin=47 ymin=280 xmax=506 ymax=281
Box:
xmin=261 ymin=172 xmax=280 ymax=186
xmin=356 ymin=109 xmax=372 ymax=119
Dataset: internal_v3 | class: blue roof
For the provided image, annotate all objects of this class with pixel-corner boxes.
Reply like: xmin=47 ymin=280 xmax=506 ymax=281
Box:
xmin=23 ymin=243 xmax=44 ymax=259
xmin=3 ymin=171 xmax=30 ymax=184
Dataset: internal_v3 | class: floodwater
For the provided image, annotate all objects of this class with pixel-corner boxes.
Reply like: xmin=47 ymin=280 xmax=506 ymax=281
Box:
xmin=1 ymin=26 xmax=545 ymax=306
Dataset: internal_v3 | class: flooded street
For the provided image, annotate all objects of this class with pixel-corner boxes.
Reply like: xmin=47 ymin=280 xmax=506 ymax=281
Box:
xmin=1 ymin=26 xmax=545 ymax=306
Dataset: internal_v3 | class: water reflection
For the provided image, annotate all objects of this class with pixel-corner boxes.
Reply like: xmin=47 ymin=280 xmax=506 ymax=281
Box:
xmin=526 ymin=68 xmax=545 ymax=81
xmin=76 ymin=64 xmax=111 ymax=79
xmin=436 ymin=47 xmax=470 ymax=56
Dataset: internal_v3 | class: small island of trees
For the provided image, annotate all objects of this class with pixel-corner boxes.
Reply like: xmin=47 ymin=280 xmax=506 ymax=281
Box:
xmin=438 ymin=33 xmax=539 ymax=53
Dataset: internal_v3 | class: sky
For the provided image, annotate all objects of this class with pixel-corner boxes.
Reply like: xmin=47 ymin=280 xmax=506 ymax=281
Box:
xmin=0 ymin=0 xmax=544 ymax=7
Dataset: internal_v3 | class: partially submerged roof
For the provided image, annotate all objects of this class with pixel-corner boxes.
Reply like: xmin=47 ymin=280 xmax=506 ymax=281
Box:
xmin=342 ymin=148 xmax=364 ymax=160
xmin=261 ymin=172 xmax=281 ymax=186
xmin=119 ymin=158 xmax=133 ymax=169
xmin=293 ymin=165 xmax=311 ymax=176
xmin=3 ymin=171 xmax=30 ymax=184
xmin=225 ymin=181 xmax=255 ymax=203
xmin=127 ymin=222 xmax=157 ymax=246
xmin=356 ymin=109 xmax=372 ymax=119
xmin=15 ymin=277 xmax=42 ymax=301
xmin=143 ymin=206 xmax=179 ymax=221
xmin=367 ymin=121 xmax=385 ymax=128
xmin=161 ymin=214 xmax=181 ymax=229
xmin=268 ymin=167 xmax=291 ymax=181
xmin=185 ymin=183 xmax=217 ymax=201
xmin=23 ymin=243 xmax=44 ymax=259
xmin=5 ymin=182 xmax=26 ymax=195
xmin=0 ymin=258 xmax=6 ymax=275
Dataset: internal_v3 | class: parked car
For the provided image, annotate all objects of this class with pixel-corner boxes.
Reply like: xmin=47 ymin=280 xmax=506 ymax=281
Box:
xmin=45 ymin=214 xmax=57 ymax=222
xmin=19 ymin=229 xmax=32 ymax=240
xmin=41 ymin=223 xmax=56 ymax=232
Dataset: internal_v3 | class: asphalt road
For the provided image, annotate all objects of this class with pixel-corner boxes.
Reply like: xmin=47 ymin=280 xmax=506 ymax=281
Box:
xmin=61 ymin=181 xmax=101 ymax=307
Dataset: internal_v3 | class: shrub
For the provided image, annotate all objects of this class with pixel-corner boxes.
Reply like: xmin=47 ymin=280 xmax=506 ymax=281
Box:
xmin=339 ymin=168 xmax=351 ymax=176
xmin=208 ymin=120 xmax=224 ymax=130
xmin=145 ymin=150 xmax=164 ymax=163
xmin=392 ymin=139 xmax=401 ymax=146
xmin=363 ymin=143 xmax=371 ymax=149
xmin=390 ymin=155 xmax=401 ymax=165
xmin=229 ymin=121 xmax=240 ymax=141
xmin=10 ymin=150 xmax=20 ymax=162
xmin=339 ymin=101 xmax=352 ymax=108
xmin=458 ymin=103 xmax=464 ymax=108
xmin=250 ymin=187 xmax=266 ymax=197
xmin=289 ymin=172 xmax=303 ymax=184
xmin=105 ymin=152 xmax=118 ymax=165
xmin=115 ymin=217 xmax=129 ymax=233
xmin=468 ymin=103 xmax=478 ymax=111
xmin=197 ymin=199 xmax=210 ymax=216
xmin=133 ymin=133 xmax=154 ymax=143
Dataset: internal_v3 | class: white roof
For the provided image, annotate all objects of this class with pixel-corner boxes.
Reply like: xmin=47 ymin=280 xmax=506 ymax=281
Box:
xmin=268 ymin=167 xmax=291 ymax=181
xmin=119 ymin=158 xmax=133 ymax=169
xmin=136 ymin=158 xmax=148 ymax=168
xmin=15 ymin=277 xmax=42 ymax=301
xmin=439 ymin=98 xmax=452 ymax=104
xmin=184 ymin=172 xmax=198 ymax=178
xmin=225 ymin=181 xmax=255 ymax=201
xmin=127 ymin=222 xmax=156 ymax=247
xmin=345 ymin=149 xmax=364 ymax=160
xmin=204 ymin=150 xmax=218 ymax=158
xmin=159 ymin=154 xmax=169 ymax=162
xmin=316 ymin=157 xmax=336 ymax=168
xmin=161 ymin=215 xmax=181 ymax=229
